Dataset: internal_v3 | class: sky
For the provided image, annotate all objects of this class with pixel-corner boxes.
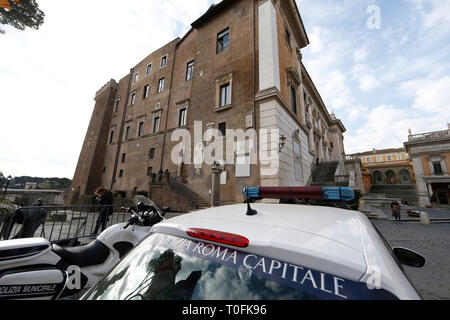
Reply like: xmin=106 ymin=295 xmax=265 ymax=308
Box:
xmin=0 ymin=0 xmax=449 ymax=179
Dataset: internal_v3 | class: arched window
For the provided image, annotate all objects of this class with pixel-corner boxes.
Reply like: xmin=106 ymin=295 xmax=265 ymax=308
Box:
xmin=399 ymin=170 xmax=411 ymax=184
xmin=386 ymin=170 xmax=397 ymax=185
xmin=373 ymin=171 xmax=383 ymax=184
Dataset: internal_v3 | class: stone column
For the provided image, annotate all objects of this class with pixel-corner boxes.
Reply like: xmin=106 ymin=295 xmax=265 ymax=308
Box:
xmin=211 ymin=166 xmax=223 ymax=207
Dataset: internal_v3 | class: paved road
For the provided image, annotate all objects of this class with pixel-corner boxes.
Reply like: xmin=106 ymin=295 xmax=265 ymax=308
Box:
xmin=372 ymin=219 xmax=450 ymax=300
xmin=380 ymin=206 xmax=450 ymax=221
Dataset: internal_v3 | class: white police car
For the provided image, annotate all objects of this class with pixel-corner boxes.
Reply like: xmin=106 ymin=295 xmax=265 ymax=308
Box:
xmin=83 ymin=187 xmax=424 ymax=300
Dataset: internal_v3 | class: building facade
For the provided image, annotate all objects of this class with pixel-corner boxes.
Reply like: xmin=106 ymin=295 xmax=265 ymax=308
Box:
xmin=404 ymin=125 xmax=450 ymax=206
xmin=353 ymin=148 xmax=415 ymax=186
xmin=66 ymin=0 xmax=346 ymax=206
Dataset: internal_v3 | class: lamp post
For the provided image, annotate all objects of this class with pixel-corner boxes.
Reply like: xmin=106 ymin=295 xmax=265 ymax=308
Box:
xmin=1 ymin=175 xmax=12 ymax=202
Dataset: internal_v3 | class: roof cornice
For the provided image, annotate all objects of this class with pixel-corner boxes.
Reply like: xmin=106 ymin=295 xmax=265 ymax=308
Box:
xmin=278 ymin=0 xmax=310 ymax=49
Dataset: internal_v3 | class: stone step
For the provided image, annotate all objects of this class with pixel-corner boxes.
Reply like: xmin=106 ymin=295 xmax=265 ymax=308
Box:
xmin=371 ymin=184 xmax=417 ymax=191
xmin=168 ymin=179 xmax=210 ymax=209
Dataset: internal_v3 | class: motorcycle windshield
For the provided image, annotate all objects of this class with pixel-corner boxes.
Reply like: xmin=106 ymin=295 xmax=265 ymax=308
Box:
xmin=133 ymin=195 xmax=162 ymax=213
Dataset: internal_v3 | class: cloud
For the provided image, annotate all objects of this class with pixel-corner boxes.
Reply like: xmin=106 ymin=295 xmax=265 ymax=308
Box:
xmin=348 ymin=104 xmax=370 ymax=123
xmin=351 ymin=64 xmax=381 ymax=92
xmin=300 ymin=0 xmax=450 ymax=155
xmin=354 ymin=47 xmax=368 ymax=63
xmin=0 ymin=0 xmax=218 ymax=178
xmin=400 ymin=76 xmax=450 ymax=120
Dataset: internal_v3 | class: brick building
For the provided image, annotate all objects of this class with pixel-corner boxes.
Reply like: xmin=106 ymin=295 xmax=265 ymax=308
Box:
xmin=66 ymin=0 xmax=346 ymax=208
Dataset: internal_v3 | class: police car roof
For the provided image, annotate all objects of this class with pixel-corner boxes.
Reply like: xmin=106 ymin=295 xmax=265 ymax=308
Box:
xmin=152 ymin=203 xmax=369 ymax=281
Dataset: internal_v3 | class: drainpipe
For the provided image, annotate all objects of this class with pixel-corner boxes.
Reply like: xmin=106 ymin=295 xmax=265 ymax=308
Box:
xmin=160 ymin=43 xmax=178 ymax=173
xmin=253 ymin=0 xmax=259 ymax=185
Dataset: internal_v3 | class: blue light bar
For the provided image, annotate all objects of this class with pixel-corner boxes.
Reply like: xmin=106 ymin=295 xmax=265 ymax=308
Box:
xmin=322 ymin=187 xmax=355 ymax=201
xmin=243 ymin=187 xmax=260 ymax=199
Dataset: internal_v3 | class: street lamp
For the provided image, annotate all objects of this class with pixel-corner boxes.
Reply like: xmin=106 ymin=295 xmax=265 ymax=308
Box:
xmin=1 ymin=175 xmax=12 ymax=202
xmin=279 ymin=135 xmax=287 ymax=152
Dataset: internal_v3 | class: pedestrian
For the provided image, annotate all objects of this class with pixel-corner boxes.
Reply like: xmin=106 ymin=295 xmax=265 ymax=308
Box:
xmin=391 ymin=200 xmax=401 ymax=221
xmin=93 ymin=186 xmax=114 ymax=235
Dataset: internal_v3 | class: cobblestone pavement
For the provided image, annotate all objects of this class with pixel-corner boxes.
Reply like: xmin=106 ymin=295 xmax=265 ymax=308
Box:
xmin=371 ymin=219 xmax=450 ymax=300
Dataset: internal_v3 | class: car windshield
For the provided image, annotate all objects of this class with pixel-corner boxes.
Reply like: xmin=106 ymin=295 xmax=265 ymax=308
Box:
xmin=86 ymin=233 xmax=323 ymax=300
xmin=85 ymin=233 xmax=398 ymax=300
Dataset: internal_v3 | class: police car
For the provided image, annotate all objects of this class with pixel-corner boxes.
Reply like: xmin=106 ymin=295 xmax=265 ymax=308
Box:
xmin=83 ymin=186 xmax=424 ymax=300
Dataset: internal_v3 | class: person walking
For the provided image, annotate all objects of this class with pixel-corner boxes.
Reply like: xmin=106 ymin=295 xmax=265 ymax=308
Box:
xmin=391 ymin=200 xmax=401 ymax=221
xmin=93 ymin=186 xmax=114 ymax=235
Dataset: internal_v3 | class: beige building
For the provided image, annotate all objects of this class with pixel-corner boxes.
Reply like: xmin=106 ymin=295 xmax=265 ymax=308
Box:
xmin=404 ymin=125 xmax=450 ymax=206
xmin=66 ymin=0 xmax=347 ymax=209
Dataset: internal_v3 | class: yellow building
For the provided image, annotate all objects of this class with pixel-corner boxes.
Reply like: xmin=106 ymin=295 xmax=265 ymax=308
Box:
xmin=353 ymin=148 xmax=415 ymax=186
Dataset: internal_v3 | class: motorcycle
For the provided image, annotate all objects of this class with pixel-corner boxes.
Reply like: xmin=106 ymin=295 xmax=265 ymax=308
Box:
xmin=0 ymin=195 xmax=166 ymax=300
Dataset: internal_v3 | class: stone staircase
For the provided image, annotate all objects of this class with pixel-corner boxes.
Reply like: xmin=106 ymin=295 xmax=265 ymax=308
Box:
xmin=310 ymin=161 xmax=348 ymax=187
xmin=369 ymin=184 xmax=419 ymax=206
xmin=168 ymin=178 xmax=210 ymax=211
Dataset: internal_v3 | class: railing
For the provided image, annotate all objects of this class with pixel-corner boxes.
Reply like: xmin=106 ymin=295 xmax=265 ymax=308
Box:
xmin=408 ymin=129 xmax=450 ymax=143
xmin=0 ymin=205 xmax=129 ymax=245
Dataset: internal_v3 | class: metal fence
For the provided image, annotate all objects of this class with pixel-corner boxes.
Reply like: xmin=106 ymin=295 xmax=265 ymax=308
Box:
xmin=0 ymin=205 xmax=129 ymax=246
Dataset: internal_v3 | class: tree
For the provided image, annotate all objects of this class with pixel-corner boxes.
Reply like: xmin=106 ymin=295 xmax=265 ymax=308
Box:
xmin=0 ymin=0 xmax=44 ymax=34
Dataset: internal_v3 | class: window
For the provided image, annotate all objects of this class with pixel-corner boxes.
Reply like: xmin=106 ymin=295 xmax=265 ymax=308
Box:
xmin=109 ymin=130 xmax=114 ymax=144
xmin=153 ymin=117 xmax=160 ymax=133
xmin=147 ymin=167 xmax=153 ymax=176
xmin=291 ymin=86 xmax=298 ymax=115
xmin=433 ymin=162 xmax=443 ymax=175
xmin=124 ymin=126 xmax=130 ymax=141
xmin=130 ymin=92 xmax=136 ymax=106
xmin=215 ymin=72 xmax=233 ymax=111
xmin=186 ymin=60 xmax=194 ymax=81
xmin=388 ymin=155 xmax=392 ymax=161
xmin=285 ymin=29 xmax=291 ymax=49
xmin=143 ymin=85 xmax=150 ymax=99
xmin=217 ymin=28 xmax=229 ymax=54
xmin=220 ymin=83 xmax=231 ymax=107
xmin=138 ymin=121 xmax=144 ymax=137
xmin=158 ymin=78 xmax=165 ymax=93
xmin=179 ymin=108 xmax=187 ymax=127
xmin=146 ymin=64 xmax=152 ymax=75
xmin=218 ymin=122 xmax=226 ymax=137
xmin=121 ymin=153 xmax=126 ymax=164
xmin=134 ymin=73 xmax=139 ymax=84
xmin=366 ymin=157 xmax=371 ymax=163
xmin=119 ymin=170 xmax=124 ymax=178
xmin=148 ymin=148 xmax=155 ymax=159
xmin=161 ymin=55 xmax=167 ymax=68
xmin=114 ymin=99 xmax=120 ymax=113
